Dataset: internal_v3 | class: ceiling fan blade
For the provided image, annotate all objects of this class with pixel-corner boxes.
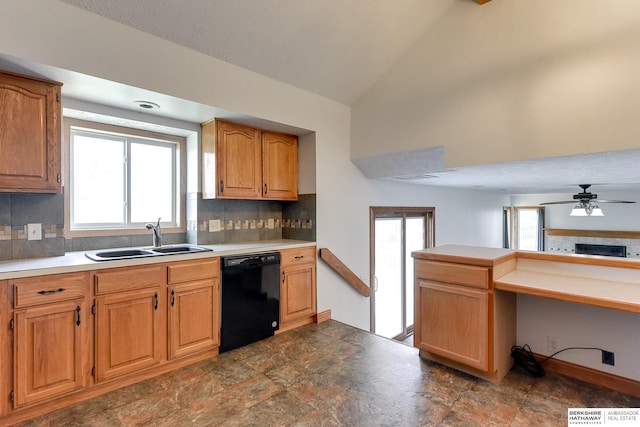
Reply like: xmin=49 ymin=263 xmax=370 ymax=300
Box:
xmin=540 ymin=201 xmax=576 ymax=205
xmin=592 ymin=199 xmax=636 ymax=204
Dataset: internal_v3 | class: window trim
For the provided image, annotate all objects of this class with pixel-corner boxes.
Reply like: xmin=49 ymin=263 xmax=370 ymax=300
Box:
xmin=63 ymin=118 xmax=186 ymax=238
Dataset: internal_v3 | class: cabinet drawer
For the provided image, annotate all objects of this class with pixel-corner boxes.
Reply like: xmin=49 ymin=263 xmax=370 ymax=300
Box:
xmin=415 ymin=260 xmax=489 ymax=289
xmin=280 ymin=247 xmax=316 ymax=266
xmin=94 ymin=266 xmax=163 ymax=295
xmin=168 ymin=258 xmax=220 ymax=284
xmin=14 ymin=272 xmax=88 ymax=308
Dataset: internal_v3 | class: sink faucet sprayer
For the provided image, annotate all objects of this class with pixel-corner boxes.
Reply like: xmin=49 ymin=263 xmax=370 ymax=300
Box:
xmin=145 ymin=218 xmax=162 ymax=248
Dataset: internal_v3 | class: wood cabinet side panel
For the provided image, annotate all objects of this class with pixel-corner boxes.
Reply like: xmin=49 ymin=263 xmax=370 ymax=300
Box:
xmin=201 ymin=119 xmax=217 ymax=199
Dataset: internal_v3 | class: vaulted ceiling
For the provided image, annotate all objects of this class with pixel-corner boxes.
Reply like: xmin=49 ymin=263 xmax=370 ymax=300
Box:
xmin=59 ymin=0 xmax=459 ymax=105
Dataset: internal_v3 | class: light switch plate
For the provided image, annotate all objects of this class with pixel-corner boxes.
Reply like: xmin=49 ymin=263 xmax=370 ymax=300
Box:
xmin=27 ymin=223 xmax=42 ymax=241
xmin=209 ymin=219 xmax=221 ymax=232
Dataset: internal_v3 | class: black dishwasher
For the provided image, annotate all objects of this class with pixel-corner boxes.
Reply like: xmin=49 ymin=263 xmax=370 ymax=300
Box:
xmin=219 ymin=252 xmax=280 ymax=353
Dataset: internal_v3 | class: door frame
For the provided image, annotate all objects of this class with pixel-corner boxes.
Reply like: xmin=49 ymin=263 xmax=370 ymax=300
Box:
xmin=369 ymin=207 xmax=435 ymax=338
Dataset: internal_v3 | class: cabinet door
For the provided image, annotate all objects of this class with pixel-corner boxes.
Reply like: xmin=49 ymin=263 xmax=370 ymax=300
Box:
xmin=95 ymin=288 xmax=162 ymax=382
xmin=416 ymin=280 xmax=489 ymax=371
xmin=0 ymin=72 xmax=61 ymax=193
xmin=14 ymin=300 xmax=85 ymax=407
xmin=281 ymin=264 xmax=316 ymax=324
xmin=262 ymin=131 xmax=298 ymax=200
xmin=216 ymin=120 xmax=262 ymax=199
xmin=168 ymin=278 xmax=219 ymax=359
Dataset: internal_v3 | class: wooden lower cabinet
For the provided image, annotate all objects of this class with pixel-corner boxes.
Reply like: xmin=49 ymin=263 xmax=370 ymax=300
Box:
xmin=417 ymin=280 xmax=488 ymax=371
xmin=167 ymin=259 xmax=220 ymax=359
xmin=94 ymin=287 xmax=163 ymax=382
xmin=0 ymin=251 xmax=319 ymax=424
xmin=280 ymin=247 xmax=316 ymax=331
xmin=14 ymin=299 xmax=87 ymax=407
xmin=168 ymin=280 xmax=219 ymax=359
xmin=11 ymin=272 xmax=90 ymax=409
xmin=413 ymin=257 xmax=516 ymax=383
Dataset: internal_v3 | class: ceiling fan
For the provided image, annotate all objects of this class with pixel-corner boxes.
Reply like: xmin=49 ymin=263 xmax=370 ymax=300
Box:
xmin=540 ymin=184 xmax=635 ymax=216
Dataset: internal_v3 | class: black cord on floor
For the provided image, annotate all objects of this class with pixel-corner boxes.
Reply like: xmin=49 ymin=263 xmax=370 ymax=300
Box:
xmin=510 ymin=344 xmax=607 ymax=378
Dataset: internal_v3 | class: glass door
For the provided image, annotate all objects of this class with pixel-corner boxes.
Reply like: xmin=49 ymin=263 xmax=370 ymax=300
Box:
xmin=370 ymin=208 xmax=434 ymax=341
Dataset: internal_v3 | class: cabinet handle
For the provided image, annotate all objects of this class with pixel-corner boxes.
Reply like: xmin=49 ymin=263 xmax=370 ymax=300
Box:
xmin=294 ymin=255 xmax=304 ymax=260
xmin=154 ymin=293 xmax=159 ymax=310
xmin=76 ymin=306 xmax=81 ymax=326
xmin=38 ymin=287 xmax=66 ymax=295
xmin=171 ymin=289 xmax=175 ymax=307
xmin=264 ymin=183 xmax=268 ymax=194
xmin=220 ymin=180 xmax=224 ymax=193
xmin=282 ymin=271 xmax=285 ymax=283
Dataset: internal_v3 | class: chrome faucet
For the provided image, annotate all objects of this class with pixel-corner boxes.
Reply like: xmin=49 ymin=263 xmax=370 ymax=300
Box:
xmin=145 ymin=218 xmax=162 ymax=248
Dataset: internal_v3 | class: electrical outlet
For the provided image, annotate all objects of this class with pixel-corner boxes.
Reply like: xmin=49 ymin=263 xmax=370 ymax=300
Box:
xmin=602 ymin=350 xmax=615 ymax=366
xmin=27 ymin=223 xmax=42 ymax=241
xmin=547 ymin=336 xmax=559 ymax=353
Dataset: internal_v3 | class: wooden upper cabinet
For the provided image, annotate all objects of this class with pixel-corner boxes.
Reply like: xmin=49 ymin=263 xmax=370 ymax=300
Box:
xmin=0 ymin=71 xmax=62 ymax=193
xmin=216 ymin=120 xmax=262 ymax=199
xmin=262 ymin=131 xmax=298 ymax=200
xmin=201 ymin=119 xmax=298 ymax=200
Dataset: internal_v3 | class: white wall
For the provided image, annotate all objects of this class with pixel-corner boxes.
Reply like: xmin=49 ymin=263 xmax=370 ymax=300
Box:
xmin=352 ymin=0 xmax=640 ymax=169
xmin=0 ymin=0 xmax=505 ymax=333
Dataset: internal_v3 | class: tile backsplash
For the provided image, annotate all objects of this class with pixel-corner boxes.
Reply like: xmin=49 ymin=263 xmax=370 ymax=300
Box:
xmin=0 ymin=191 xmax=316 ymax=261
xmin=0 ymin=193 xmax=65 ymax=261
xmin=188 ymin=193 xmax=316 ymax=245
xmin=546 ymin=234 xmax=640 ymax=258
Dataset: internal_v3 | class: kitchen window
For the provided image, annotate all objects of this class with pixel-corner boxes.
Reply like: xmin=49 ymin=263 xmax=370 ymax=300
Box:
xmin=503 ymin=206 xmax=545 ymax=251
xmin=65 ymin=119 xmax=185 ymax=236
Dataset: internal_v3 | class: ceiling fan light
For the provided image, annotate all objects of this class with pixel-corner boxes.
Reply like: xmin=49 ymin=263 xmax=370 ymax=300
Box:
xmin=570 ymin=207 xmax=588 ymax=216
xmin=590 ymin=207 xmax=604 ymax=216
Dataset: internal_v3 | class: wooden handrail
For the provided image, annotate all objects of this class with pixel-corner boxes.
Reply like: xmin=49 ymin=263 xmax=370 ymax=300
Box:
xmin=318 ymin=248 xmax=371 ymax=297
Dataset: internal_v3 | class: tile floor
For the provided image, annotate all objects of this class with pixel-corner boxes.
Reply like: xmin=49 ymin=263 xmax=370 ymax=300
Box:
xmin=14 ymin=320 xmax=640 ymax=426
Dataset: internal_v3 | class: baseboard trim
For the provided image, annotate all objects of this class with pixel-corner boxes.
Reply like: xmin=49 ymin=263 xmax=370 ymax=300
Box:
xmin=533 ymin=352 xmax=640 ymax=398
xmin=315 ymin=309 xmax=331 ymax=323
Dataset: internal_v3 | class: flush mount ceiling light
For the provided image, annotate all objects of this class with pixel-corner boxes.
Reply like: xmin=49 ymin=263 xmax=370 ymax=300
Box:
xmin=541 ymin=184 xmax=635 ymax=217
xmin=133 ymin=100 xmax=160 ymax=110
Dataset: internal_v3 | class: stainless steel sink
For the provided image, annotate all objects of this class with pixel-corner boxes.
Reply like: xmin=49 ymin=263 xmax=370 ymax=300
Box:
xmin=151 ymin=245 xmax=209 ymax=254
xmin=86 ymin=245 xmax=213 ymax=261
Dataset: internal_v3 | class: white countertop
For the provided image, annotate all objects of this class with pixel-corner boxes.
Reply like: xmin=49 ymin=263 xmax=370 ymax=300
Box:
xmin=0 ymin=240 xmax=316 ymax=280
